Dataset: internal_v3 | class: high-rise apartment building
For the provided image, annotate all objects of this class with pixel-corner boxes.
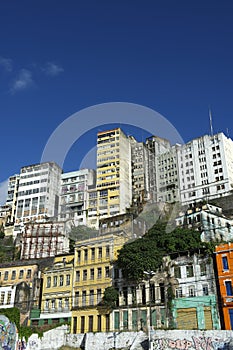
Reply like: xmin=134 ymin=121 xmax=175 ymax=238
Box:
xmin=15 ymin=162 xmax=62 ymax=224
xmin=156 ymin=145 xmax=180 ymax=203
xmin=59 ymin=169 xmax=96 ymax=227
xmin=96 ymin=128 xmax=132 ymax=218
xmin=177 ymin=133 xmax=233 ymax=205
xmin=145 ymin=136 xmax=171 ymax=202
xmin=130 ymin=137 xmax=150 ymax=204
xmin=6 ymin=174 xmax=20 ymax=224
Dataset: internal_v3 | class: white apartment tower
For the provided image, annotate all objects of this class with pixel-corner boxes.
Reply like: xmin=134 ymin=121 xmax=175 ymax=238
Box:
xmin=59 ymin=168 xmax=96 ymax=226
xmin=156 ymin=145 xmax=180 ymax=203
xmin=96 ymin=128 xmax=132 ymax=218
xmin=15 ymin=162 xmax=62 ymax=224
xmin=6 ymin=174 xmax=20 ymax=224
xmin=177 ymin=133 xmax=233 ymax=205
xmin=145 ymin=136 xmax=171 ymax=202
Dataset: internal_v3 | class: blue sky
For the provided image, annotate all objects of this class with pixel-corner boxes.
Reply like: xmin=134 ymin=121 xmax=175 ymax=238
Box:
xmin=1 ymin=0 xmax=233 ymax=182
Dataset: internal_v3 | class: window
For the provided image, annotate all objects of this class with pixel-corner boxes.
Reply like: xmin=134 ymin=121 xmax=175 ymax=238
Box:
xmin=90 ymin=268 xmax=94 ymax=280
xmin=65 ymin=297 xmax=69 ymax=309
xmin=66 ymin=274 xmax=70 ymax=286
xmin=4 ymin=271 xmax=8 ymax=281
xmin=75 ymin=291 xmax=79 ymax=306
xmin=105 ymin=266 xmax=110 ymax=278
xmin=89 ymin=290 xmax=94 ymax=306
xmin=59 ymin=275 xmax=64 ymax=286
xmin=47 ymin=277 xmax=51 ymax=288
xmin=76 ymin=271 xmax=80 ymax=282
xmin=186 ymin=265 xmax=194 ymax=277
xmin=0 ymin=292 xmax=4 ymax=305
xmin=58 ymin=298 xmax=62 ymax=310
xmin=203 ymin=285 xmax=209 ymax=296
xmin=84 ymin=249 xmax=88 ymax=262
xmin=77 ymin=250 xmax=81 ymax=263
xmin=81 ymin=316 xmax=85 ymax=334
xmin=98 ymin=247 xmax=102 ymax=259
xmin=176 ymin=287 xmax=182 ymax=298
xmin=97 ymin=315 xmax=102 ymax=332
xmin=45 ymin=299 xmax=49 ymax=310
xmin=26 ymin=269 xmax=32 ymax=278
xmin=174 ymin=266 xmax=181 ymax=278
xmin=19 ymin=270 xmax=24 ymax=279
xmin=91 ymin=248 xmax=95 ymax=260
xmin=82 ymin=291 xmax=87 ymax=306
xmin=89 ymin=315 xmax=94 ymax=332
xmin=226 ymin=281 xmax=233 ymax=296
xmin=97 ymin=268 xmax=102 ymax=279
xmin=83 ymin=270 xmax=87 ymax=281
xmin=200 ymin=263 xmax=206 ymax=276
xmin=188 ymin=286 xmax=195 ymax=297
xmin=106 ymin=245 xmax=110 ymax=257
xmin=53 ymin=276 xmax=57 ymax=287
xmin=222 ymin=256 xmax=229 ymax=270
xmin=51 ymin=299 xmax=55 ymax=309
xmin=7 ymin=292 xmax=11 ymax=304
xmin=11 ymin=271 xmax=16 ymax=280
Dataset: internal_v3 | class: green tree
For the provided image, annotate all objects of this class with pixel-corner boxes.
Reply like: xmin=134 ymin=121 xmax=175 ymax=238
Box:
xmin=117 ymin=221 xmax=211 ymax=283
xmin=102 ymin=286 xmax=119 ymax=309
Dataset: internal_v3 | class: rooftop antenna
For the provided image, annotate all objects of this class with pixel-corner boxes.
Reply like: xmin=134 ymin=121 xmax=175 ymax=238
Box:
xmin=209 ymin=107 xmax=213 ymax=136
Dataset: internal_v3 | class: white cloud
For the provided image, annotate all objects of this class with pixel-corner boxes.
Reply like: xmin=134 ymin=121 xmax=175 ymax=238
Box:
xmin=10 ymin=69 xmax=34 ymax=94
xmin=0 ymin=56 xmax=13 ymax=72
xmin=42 ymin=62 xmax=64 ymax=76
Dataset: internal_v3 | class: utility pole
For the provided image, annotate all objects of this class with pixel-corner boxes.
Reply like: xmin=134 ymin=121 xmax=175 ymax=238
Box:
xmin=144 ymin=270 xmax=155 ymax=350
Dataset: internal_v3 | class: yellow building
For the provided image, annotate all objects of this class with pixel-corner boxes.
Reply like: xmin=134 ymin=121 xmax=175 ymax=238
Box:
xmin=38 ymin=254 xmax=74 ymax=326
xmin=96 ymin=128 xmax=132 ymax=219
xmin=72 ymin=233 xmax=127 ymax=333
xmin=0 ymin=262 xmax=39 ymax=325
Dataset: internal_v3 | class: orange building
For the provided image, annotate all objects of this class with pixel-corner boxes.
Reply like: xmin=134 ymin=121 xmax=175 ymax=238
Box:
xmin=215 ymin=243 xmax=233 ymax=329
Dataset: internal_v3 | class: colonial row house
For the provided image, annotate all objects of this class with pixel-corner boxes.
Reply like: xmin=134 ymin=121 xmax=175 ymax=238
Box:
xmin=215 ymin=243 xmax=233 ymax=330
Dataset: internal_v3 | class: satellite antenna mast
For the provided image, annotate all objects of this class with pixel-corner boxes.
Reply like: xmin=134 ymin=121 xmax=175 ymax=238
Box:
xmin=209 ymin=107 xmax=213 ymax=136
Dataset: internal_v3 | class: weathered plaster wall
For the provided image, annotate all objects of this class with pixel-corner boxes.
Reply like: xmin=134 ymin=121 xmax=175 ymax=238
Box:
xmin=25 ymin=327 xmax=233 ymax=350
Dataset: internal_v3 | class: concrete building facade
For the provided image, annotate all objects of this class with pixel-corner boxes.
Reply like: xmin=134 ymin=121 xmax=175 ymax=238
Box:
xmin=20 ymin=222 xmax=70 ymax=260
xmin=71 ymin=233 xmax=128 ymax=334
xmin=177 ymin=133 xmax=233 ymax=206
xmin=169 ymin=253 xmax=220 ymax=330
xmin=38 ymin=255 xmax=74 ymax=326
xmin=175 ymin=203 xmax=233 ymax=242
xmin=59 ymin=169 xmax=96 ymax=227
xmin=96 ymin=128 xmax=132 ymax=219
xmin=15 ymin=162 xmax=62 ymax=224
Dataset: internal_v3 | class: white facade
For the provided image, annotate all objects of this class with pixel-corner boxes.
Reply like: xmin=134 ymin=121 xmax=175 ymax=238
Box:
xmin=87 ymin=187 xmax=99 ymax=229
xmin=145 ymin=136 xmax=171 ymax=202
xmin=59 ymin=169 xmax=96 ymax=227
xmin=175 ymin=203 xmax=233 ymax=242
xmin=0 ymin=285 xmax=16 ymax=309
xmin=170 ymin=254 xmax=216 ymax=299
xmin=156 ymin=145 xmax=180 ymax=203
xmin=177 ymin=133 xmax=233 ymax=205
xmin=6 ymin=174 xmax=20 ymax=223
xmin=15 ymin=162 xmax=62 ymax=224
